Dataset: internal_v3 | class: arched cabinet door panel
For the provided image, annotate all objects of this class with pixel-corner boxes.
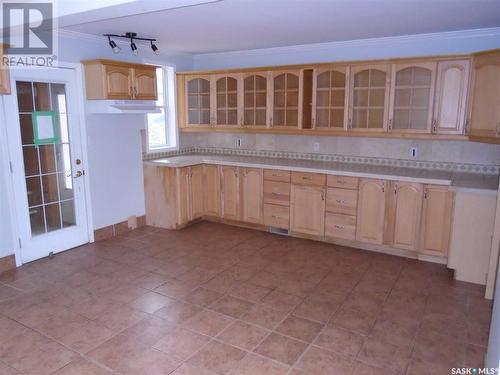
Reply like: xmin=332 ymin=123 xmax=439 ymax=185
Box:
xmin=388 ymin=63 xmax=436 ymax=133
xmin=243 ymin=73 xmax=269 ymax=127
xmin=433 ymin=60 xmax=470 ymax=134
xmin=185 ymin=75 xmax=212 ymax=127
xmin=213 ymin=74 xmax=241 ymax=127
xmin=133 ymin=67 xmax=157 ymax=100
xmin=271 ymin=70 xmax=302 ymax=128
xmin=105 ymin=65 xmax=131 ymax=99
xmin=312 ymin=67 xmax=349 ymax=130
xmin=356 ymin=178 xmax=387 ymax=244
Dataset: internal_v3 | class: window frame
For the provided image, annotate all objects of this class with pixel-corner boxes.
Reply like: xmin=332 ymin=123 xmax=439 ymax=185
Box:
xmin=145 ymin=66 xmax=178 ymax=153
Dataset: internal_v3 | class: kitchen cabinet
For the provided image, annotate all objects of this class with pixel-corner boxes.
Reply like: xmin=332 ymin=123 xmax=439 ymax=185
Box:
xmin=203 ymin=164 xmax=220 ymax=217
xmin=385 ymin=182 xmax=423 ymax=250
xmin=290 ymin=183 xmax=326 ymax=236
xmin=420 ymin=185 xmax=454 ymax=255
xmin=0 ymin=45 xmax=11 ymax=94
xmin=469 ymin=50 xmax=500 ymax=139
xmin=143 ymin=165 xmax=178 ymax=229
xmin=243 ymin=73 xmax=269 ymax=127
xmin=312 ymin=67 xmax=349 ymax=129
xmin=326 ymin=187 xmax=358 ymax=216
xmin=356 ymin=178 xmax=387 ymax=244
xmin=325 ymin=213 xmax=356 ymax=241
xmin=185 ymin=75 xmax=212 ymax=126
xmin=241 ymin=168 xmax=263 ymax=224
xmin=388 ymin=63 xmax=436 ymax=133
xmin=176 ymin=166 xmax=204 ymax=225
xmin=433 ymin=60 xmax=470 ymax=134
xmin=82 ymin=59 xmax=158 ymax=100
xmin=190 ymin=165 xmax=204 ymax=219
xmin=264 ymin=204 xmax=289 ymax=230
xmin=349 ymin=64 xmax=390 ymax=131
xmin=221 ymin=166 xmax=240 ymax=220
xmin=212 ymin=74 xmax=241 ymax=127
xmin=271 ymin=70 xmax=302 ymax=128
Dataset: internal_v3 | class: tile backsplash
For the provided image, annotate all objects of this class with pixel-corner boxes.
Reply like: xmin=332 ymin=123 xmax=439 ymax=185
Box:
xmin=179 ymin=132 xmax=500 ymax=166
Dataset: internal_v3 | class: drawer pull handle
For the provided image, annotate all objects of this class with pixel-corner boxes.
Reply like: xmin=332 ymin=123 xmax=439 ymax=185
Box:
xmin=302 ymin=176 xmax=311 ymax=180
xmin=271 ymin=215 xmax=281 ymax=219
xmin=335 ymin=199 xmax=346 ymax=204
xmin=271 ymin=192 xmax=282 ymax=196
xmin=334 ymin=225 xmax=344 ymax=229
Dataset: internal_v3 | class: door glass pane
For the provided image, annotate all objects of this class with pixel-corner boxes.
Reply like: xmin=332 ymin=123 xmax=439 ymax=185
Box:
xmin=315 ymin=70 xmax=346 ymax=129
xmin=15 ymin=80 xmax=77 ymax=237
xmin=352 ymin=68 xmax=386 ymax=129
xmin=187 ymin=78 xmax=210 ymax=125
xmin=216 ymin=76 xmax=238 ymax=125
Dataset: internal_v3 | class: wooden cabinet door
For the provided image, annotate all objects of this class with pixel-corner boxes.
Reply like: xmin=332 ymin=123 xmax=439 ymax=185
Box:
xmin=190 ymin=165 xmax=204 ymax=220
xmin=356 ymin=178 xmax=387 ymax=244
xmin=271 ymin=70 xmax=302 ymax=128
xmin=420 ymin=185 xmax=454 ymax=255
xmin=241 ymin=168 xmax=263 ymax=224
xmin=388 ymin=62 xmax=436 ymax=133
xmin=143 ymin=165 xmax=177 ymax=229
xmin=176 ymin=167 xmax=191 ymax=225
xmin=221 ymin=166 xmax=240 ymax=220
xmin=133 ymin=67 xmax=157 ymax=100
xmin=213 ymin=74 xmax=241 ymax=127
xmin=349 ymin=64 xmax=390 ymax=131
xmin=104 ymin=65 xmax=131 ymax=99
xmin=290 ymin=184 xmax=325 ymax=236
xmin=386 ymin=182 xmax=423 ymax=250
xmin=312 ymin=67 xmax=349 ymax=130
xmin=433 ymin=60 xmax=470 ymax=134
xmin=470 ymin=51 xmax=500 ymax=138
xmin=203 ymin=164 xmax=220 ymax=217
xmin=243 ymin=73 xmax=269 ymax=127
xmin=185 ymin=75 xmax=211 ymax=126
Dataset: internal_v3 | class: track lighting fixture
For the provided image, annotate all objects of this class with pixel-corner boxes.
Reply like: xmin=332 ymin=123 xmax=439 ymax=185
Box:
xmin=103 ymin=32 xmax=159 ymax=56
xmin=107 ymin=36 xmax=121 ymax=53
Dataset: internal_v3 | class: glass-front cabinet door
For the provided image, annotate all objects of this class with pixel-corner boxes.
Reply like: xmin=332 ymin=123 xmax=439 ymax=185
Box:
xmin=271 ymin=70 xmax=302 ymax=128
xmin=389 ymin=63 xmax=436 ymax=133
xmin=312 ymin=67 xmax=349 ymax=130
xmin=212 ymin=74 xmax=241 ymax=127
xmin=349 ymin=65 xmax=390 ymax=131
xmin=243 ymin=73 xmax=269 ymax=127
xmin=185 ymin=75 xmax=211 ymax=126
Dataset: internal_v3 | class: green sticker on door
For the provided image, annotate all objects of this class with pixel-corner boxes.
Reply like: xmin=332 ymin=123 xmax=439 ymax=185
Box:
xmin=32 ymin=111 xmax=60 ymax=145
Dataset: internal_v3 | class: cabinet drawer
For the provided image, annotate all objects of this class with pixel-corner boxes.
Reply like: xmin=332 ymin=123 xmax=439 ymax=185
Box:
xmin=325 ymin=213 xmax=356 ymax=241
xmin=264 ymin=181 xmax=290 ymax=206
xmin=264 ymin=204 xmax=289 ymax=229
xmin=291 ymin=172 xmax=326 ymax=187
xmin=327 ymin=175 xmax=359 ymax=189
xmin=326 ymin=188 xmax=358 ymax=216
xmin=264 ymin=169 xmax=291 ymax=182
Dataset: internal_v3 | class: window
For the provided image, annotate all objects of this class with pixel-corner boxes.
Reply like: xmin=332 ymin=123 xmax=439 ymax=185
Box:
xmin=146 ymin=66 xmax=177 ymax=151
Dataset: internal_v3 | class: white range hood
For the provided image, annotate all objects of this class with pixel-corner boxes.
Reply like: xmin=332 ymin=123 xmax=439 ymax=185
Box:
xmin=85 ymin=100 xmax=162 ymax=114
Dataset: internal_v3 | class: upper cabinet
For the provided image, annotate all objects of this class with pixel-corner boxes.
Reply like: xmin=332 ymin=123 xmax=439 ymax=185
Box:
xmin=349 ymin=65 xmax=390 ymax=132
xmin=243 ymin=73 xmax=269 ymax=127
xmin=82 ymin=59 xmax=158 ymax=100
xmin=433 ymin=60 xmax=470 ymax=134
xmin=312 ymin=67 xmax=349 ymax=130
xmin=185 ymin=75 xmax=211 ymax=127
xmin=0 ymin=45 xmax=11 ymax=94
xmin=175 ymin=51 xmax=500 ymax=144
xmin=213 ymin=74 xmax=241 ymax=127
xmin=388 ymin=63 xmax=436 ymax=133
xmin=271 ymin=70 xmax=302 ymax=128
xmin=469 ymin=50 xmax=500 ymax=139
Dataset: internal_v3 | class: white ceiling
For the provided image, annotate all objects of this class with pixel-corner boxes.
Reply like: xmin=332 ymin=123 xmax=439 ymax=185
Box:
xmin=61 ymin=0 xmax=500 ymax=54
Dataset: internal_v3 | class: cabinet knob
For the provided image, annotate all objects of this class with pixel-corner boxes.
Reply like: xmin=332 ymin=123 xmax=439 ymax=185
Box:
xmin=334 ymin=225 xmax=344 ymax=230
xmin=388 ymin=119 xmax=393 ymax=130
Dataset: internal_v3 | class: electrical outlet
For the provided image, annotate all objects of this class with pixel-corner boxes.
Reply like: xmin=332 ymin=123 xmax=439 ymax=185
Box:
xmin=410 ymin=147 xmax=417 ymax=158
xmin=236 ymin=138 xmax=242 ymax=148
xmin=313 ymin=142 xmax=320 ymax=152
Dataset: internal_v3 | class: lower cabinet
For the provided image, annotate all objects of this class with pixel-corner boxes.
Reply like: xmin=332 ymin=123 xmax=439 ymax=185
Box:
xmin=241 ymin=168 xmax=263 ymax=224
xmin=420 ymin=185 xmax=454 ymax=255
xmin=325 ymin=213 xmax=356 ymax=241
xmin=203 ymin=164 xmax=220 ymax=217
xmin=177 ymin=165 xmax=204 ymax=225
xmin=385 ymin=182 xmax=423 ymax=250
xmin=290 ymin=183 xmax=325 ymax=236
xmin=356 ymin=178 xmax=387 ymax=244
xmin=190 ymin=165 xmax=204 ymax=219
xmin=221 ymin=166 xmax=241 ymax=220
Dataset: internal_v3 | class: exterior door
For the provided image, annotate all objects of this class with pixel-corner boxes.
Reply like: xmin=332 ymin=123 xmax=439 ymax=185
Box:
xmin=4 ymin=67 xmax=90 ymax=263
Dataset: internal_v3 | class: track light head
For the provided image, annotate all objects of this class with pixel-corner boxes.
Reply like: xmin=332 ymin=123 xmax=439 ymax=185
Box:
xmin=130 ymin=39 xmax=138 ymax=56
xmin=150 ymin=41 xmax=159 ymax=55
xmin=108 ymin=36 xmax=121 ymax=53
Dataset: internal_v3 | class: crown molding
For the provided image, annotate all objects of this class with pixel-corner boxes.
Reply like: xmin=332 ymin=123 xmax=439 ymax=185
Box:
xmin=193 ymin=27 xmax=500 ymax=60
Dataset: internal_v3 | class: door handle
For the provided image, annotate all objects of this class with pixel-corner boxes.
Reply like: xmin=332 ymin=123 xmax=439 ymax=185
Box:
xmin=74 ymin=171 xmax=83 ymax=178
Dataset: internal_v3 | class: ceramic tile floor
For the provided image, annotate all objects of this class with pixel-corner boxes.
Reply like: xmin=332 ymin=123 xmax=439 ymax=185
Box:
xmin=0 ymin=222 xmax=492 ymax=375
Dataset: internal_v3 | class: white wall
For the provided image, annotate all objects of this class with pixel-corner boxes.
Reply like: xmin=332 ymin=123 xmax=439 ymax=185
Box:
xmin=0 ymin=32 xmax=193 ymax=258
xmin=486 ymin=254 xmax=500 ymax=369
xmin=192 ymin=27 xmax=500 ymax=70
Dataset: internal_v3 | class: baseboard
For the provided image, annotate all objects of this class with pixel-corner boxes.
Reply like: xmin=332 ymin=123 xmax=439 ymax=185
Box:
xmin=93 ymin=215 xmax=147 ymax=242
xmin=0 ymin=254 xmax=16 ymax=274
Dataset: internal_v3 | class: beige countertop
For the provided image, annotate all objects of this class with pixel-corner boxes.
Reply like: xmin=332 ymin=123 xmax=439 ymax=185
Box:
xmin=146 ymin=154 xmax=499 ymax=193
